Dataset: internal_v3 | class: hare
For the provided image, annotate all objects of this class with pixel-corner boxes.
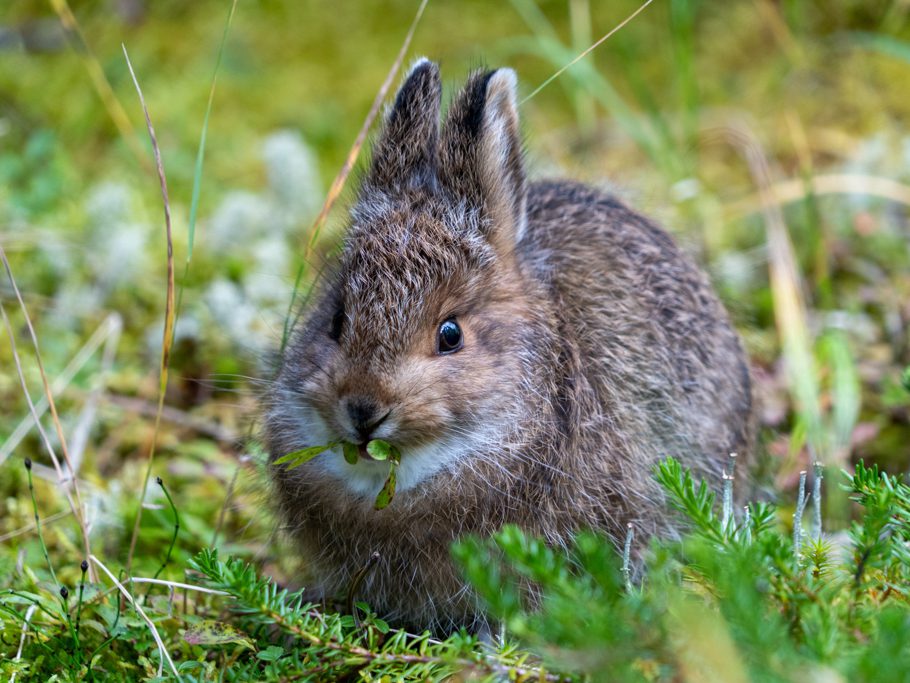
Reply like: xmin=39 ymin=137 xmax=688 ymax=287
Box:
xmin=264 ymin=59 xmax=754 ymax=632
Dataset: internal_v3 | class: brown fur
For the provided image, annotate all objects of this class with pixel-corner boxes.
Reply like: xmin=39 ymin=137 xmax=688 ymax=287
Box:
xmin=264 ymin=60 xmax=754 ymax=633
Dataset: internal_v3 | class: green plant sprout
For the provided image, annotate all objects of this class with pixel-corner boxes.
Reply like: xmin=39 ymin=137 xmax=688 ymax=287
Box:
xmin=275 ymin=438 xmax=402 ymax=510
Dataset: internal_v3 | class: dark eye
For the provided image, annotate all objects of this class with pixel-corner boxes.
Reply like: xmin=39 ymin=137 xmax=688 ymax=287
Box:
xmin=329 ymin=306 xmax=345 ymax=342
xmin=436 ymin=318 xmax=463 ymax=355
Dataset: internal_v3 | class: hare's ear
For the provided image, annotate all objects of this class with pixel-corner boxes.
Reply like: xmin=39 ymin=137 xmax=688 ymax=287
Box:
xmin=440 ymin=68 xmax=526 ymax=248
xmin=367 ymin=58 xmax=442 ymax=191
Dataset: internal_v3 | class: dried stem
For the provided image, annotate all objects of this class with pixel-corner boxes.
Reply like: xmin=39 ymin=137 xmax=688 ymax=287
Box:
xmin=0 ymin=249 xmax=95 ymax=579
xmin=121 ymin=44 xmax=177 ymax=580
xmin=521 ymin=0 xmax=655 ymax=103
xmin=9 ymin=604 xmax=37 ymax=683
xmin=91 ymin=554 xmax=178 ymax=678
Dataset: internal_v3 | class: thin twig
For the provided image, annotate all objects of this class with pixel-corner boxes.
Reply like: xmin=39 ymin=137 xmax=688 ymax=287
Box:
xmin=727 ymin=172 xmax=910 ymax=217
xmin=0 ymin=302 xmax=91 ymax=567
xmin=0 ymin=510 xmax=72 ymax=543
xmin=105 ymin=392 xmax=238 ymax=443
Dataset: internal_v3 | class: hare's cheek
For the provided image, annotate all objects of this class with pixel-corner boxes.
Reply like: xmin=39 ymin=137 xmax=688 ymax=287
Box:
xmin=397 ymin=390 xmax=451 ymax=440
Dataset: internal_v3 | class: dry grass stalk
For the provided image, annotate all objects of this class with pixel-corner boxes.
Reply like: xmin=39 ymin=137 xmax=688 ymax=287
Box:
xmin=0 ymin=313 xmax=121 ymax=467
xmin=0 ymin=510 xmax=73 ymax=544
xmin=91 ymin=554 xmax=179 ymax=678
xmin=709 ymin=123 xmax=826 ymax=466
xmin=121 ymin=45 xmax=177 ymax=578
xmin=48 ymin=0 xmax=150 ymax=172
xmin=521 ymin=0 xmax=655 ymax=104
xmin=727 ymin=173 xmax=910 ymax=218
xmin=0 ymin=252 xmax=95 ymax=578
xmin=9 ymin=604 xmax=37 ymax=683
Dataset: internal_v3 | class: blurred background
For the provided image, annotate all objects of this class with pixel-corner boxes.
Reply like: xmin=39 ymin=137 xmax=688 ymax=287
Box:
xmin=1 ymin=0 xmax=909 ymax=572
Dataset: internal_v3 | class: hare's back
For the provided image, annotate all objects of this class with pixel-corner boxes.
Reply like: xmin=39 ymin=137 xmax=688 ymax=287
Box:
xmin=522 ymin=180 xmax=753 ymax=474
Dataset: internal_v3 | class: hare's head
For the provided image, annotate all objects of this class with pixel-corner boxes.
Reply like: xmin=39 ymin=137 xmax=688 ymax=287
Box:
xmin=269 ymin=60 xmax=553 ymax=498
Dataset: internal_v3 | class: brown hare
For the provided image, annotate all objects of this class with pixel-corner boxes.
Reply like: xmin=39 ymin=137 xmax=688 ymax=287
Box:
xmin=264 ymin=59 xmax=754 ymax=632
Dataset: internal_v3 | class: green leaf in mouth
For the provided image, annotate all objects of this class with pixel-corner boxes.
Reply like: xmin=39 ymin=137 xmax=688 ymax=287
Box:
xmin=342 ymin=441 xmax=359 ymax=465
xmin=371 ymin=440 xmax=402 ymax=510
xmin=276 ymin=439 xmax=402 ymax=510
xmin=274 ymin=442 xmax=338 ymax=468
xmin=366 ymin=439 xmax=393 ymax=461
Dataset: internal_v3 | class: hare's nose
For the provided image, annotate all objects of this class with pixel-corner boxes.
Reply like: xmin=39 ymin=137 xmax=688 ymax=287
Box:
xmin=345 ymin=397 xmax=390 ymax=442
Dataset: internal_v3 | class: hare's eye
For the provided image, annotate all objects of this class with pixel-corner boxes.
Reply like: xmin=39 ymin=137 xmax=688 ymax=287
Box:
xmin=436 ymin=318 xmax=463 ymax=355
xmin=329 ymin=306 xmax=345 ymax=342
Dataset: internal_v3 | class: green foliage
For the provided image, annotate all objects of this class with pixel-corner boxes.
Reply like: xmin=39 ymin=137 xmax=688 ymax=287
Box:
xmin=455 ymin=458 xmax=910 ymax=683
xmin=181 ymin=548 xmax=555 ymax=681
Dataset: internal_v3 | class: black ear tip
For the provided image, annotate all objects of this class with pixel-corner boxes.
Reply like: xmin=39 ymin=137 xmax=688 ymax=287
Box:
xmin=390 ymin=57 xmax=441 ymax=115
xmin=404 ymin=57 xmax=441 ymax=89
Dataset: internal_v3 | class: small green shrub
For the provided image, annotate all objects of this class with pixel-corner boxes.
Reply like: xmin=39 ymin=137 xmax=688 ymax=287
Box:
xmin=455 ymin=458 xmax=910 ymax=682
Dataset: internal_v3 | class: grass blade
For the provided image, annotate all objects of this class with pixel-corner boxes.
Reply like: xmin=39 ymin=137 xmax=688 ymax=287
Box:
xmin=849 ymin=31 xmax=910 ymax=64
xmin=519 ymin=0 xmax=655 ymax=104
xmin=187 ymin=0 xmax=240 ymax=263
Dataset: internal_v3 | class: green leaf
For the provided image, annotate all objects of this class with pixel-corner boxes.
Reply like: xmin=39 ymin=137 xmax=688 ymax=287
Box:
xmin=850 ymin=31 xmax=910 ymax=65
xmin=274 ymin=443 xmax=334 ymax=468
xmin=343 ymin=441 xmax=359 ymax=465
xmin=366 ymin=439 xmax=392 ymax=461
xmin=256 ymin=645 xmax=285 ymax=662
xmin=374 ymin=459 xmax=399 ymax=510
xmin=183 ymin=620 xmax=254 ymax=650
xmin=901 ymin=366 xmax=910 ymax=393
